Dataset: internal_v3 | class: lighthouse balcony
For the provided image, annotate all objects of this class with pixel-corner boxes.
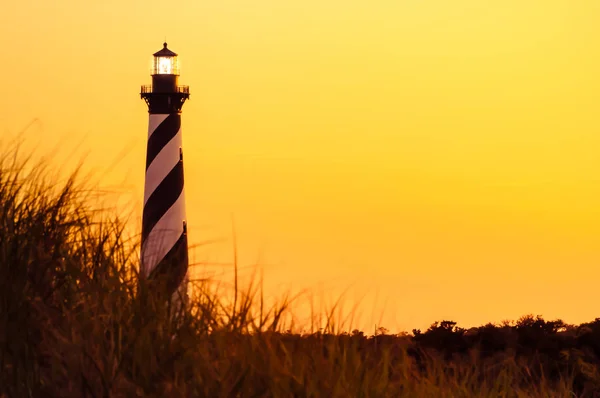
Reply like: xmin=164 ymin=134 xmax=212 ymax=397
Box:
xmin=141 ymin=85 xmax=190 ymax=94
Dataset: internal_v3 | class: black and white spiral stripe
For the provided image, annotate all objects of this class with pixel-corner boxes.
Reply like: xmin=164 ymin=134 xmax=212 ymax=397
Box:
xmin=141 ymin=113 xmax=188 ymax=292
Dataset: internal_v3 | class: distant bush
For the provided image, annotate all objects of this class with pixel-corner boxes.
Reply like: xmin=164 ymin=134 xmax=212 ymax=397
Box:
xmin=1 ymin=143 xmax=600 ymax=397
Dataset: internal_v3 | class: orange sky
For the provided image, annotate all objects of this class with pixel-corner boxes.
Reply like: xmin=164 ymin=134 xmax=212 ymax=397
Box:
xmin=1 ymin=0 xmax=600 ymax=333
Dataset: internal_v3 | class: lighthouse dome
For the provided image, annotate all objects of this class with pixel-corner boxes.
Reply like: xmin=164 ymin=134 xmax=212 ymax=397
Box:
xmin=153 ymin=42 xmax=178 ymax=57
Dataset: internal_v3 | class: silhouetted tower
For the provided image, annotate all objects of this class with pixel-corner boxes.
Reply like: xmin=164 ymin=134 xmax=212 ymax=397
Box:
xmin=140 ymin=42 xmax=190 ymax=298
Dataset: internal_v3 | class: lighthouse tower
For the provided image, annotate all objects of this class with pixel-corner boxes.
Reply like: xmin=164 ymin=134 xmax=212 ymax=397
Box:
xmin=140 ymin=43 xmax=190 ymax=298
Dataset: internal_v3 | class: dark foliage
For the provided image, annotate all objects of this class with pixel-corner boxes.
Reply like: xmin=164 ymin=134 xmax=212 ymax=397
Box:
xmin=2 ymin=145 xmax=600 ymax=397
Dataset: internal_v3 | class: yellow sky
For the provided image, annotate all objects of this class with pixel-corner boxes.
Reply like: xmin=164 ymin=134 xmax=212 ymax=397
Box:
xmin=1 ymin=0 xmax=600 ymax=332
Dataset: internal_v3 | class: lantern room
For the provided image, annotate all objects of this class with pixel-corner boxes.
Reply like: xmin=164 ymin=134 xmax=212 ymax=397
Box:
xmin=152 ymin=42 xmax=180 ymax=75
xmin=141 ymin=42 xmax=190 ymax=113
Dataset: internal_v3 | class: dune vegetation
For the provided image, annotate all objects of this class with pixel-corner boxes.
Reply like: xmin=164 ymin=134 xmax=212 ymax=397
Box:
xmin=2 ymin=143 xmax=600 ymax=398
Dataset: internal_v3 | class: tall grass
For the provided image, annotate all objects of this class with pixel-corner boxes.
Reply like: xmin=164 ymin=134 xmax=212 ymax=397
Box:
xmin=0 ymin=143 xmax=593 ymax=397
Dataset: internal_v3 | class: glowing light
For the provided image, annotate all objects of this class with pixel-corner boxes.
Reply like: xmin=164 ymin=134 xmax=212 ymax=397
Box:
xmin=157 ymin=56 xmax=173 ymax=74
xmin=158 ymin=57 xmax=174 ymax=75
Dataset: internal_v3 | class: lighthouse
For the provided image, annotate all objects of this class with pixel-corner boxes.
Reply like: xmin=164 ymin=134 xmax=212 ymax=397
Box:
xmin=140 ymin=43 xmax=190 ymax=299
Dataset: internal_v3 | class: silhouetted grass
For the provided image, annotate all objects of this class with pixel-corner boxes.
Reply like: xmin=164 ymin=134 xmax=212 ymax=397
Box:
xmin=1 ymin=142 xmax=599 ymax=397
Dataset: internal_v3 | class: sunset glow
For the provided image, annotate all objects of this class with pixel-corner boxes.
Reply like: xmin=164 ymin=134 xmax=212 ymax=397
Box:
xmin=1 ymin=0 xmax=600 ymax=332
